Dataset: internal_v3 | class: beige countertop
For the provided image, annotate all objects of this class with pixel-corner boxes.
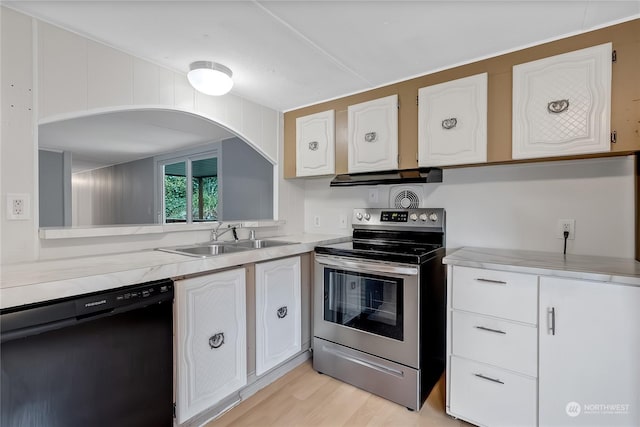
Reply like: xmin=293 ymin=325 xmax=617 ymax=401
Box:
xmin=0 ymin=233 xmax=349 ymax=309
xmin=443 ymin=247 xmax=640 ymax=286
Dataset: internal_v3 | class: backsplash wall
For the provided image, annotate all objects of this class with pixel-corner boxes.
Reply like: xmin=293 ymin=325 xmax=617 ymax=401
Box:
xmin=303 ymin=156 xmax=635 ymax=258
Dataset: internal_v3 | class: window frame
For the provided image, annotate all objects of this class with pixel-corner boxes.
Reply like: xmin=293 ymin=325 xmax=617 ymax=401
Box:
xmin=155 ymin=146 xmax=220 ymax=224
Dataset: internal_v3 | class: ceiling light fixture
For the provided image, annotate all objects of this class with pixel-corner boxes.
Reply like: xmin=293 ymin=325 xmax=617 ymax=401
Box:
xmin=187 ymin=61 xmax=233 ymax=96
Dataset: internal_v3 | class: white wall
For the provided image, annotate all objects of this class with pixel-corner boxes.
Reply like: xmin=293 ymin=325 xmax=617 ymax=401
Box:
xmin=1 ymin=7 xmax=296 ymax=263
xmin=1 ymin=8 xmax=39 ymax=263
xmin=303 ymin=156 xmax=636 ymax=258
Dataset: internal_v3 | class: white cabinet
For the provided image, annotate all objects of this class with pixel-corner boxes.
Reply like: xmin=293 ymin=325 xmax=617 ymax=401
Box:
xmin=255 ymin=256 xmax=301 ymax=376
xmin=539 ymin=277 xmax=640 ymax=426
xmin=418 ymin=73 xmax=488 ymax=167
xmin=175 ymin=268 xmax=247 ymax=424
xmin=447 ymin=265 xmax=538 ymax=427
xmin=296 ymin=110 xmax=335 ymax=177
xmin=348 ymin=94 xmax=398 ymax=173
xmin=512 ymin=43 xmax=612 ymax=159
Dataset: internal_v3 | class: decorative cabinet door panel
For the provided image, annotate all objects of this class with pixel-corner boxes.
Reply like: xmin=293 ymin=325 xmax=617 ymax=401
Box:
xmin=512 ymin=43 xmax=612 ymax=159
xmin=255 ymin=256 xmax=301 ymax=376
xmin=175 ymin=268 xmax=247 ymax=424
xmin=418 ymin=73 xmax=488 ymax=167
xmin=539 ymin=277 xmax=640 ymax=426
xmin=296 ymin=110 xmax=335 ymax=177
xmin=348 ymin=95 xmax=398 ymax=173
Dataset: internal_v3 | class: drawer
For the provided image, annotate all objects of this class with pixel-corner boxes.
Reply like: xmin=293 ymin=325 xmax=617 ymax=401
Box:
xmin=452 ymin=266 xmax=538 ymax=324
xmin=449 ymin=356 xmax=537 ymax=427
xmin=452 ymin=311 xmax=537 ymax=377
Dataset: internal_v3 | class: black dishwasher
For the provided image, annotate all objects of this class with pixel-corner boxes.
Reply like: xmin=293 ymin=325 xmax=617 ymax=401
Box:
xmin=1 ymin=279 xmax=174 ymax=427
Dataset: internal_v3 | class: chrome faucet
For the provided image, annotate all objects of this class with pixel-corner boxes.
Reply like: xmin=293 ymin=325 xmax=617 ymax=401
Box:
xmin=211 ymin=223 xmax=240 ymax=242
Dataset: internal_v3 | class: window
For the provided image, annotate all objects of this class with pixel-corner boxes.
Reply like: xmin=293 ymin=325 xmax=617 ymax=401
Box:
xmin=159 ymin=152 xmax=218 ymax=224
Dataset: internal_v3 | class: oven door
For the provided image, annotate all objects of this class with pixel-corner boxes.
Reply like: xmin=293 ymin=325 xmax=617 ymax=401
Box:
xmin=314 ymin=254 xmax=419 ymax=368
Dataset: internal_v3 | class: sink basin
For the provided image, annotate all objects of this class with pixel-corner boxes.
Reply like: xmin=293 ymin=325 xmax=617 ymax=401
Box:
xmin=157 ymin=239 xmax=296 ymax=258
xmin=235 ymin=239 xmax=295 ymax=249
xmin=158 ymin=244 xmax=249 ymax=258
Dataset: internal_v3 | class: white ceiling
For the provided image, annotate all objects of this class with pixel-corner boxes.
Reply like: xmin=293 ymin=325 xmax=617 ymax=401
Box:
xmin=5 ymin=1 xmax=639 ymax=112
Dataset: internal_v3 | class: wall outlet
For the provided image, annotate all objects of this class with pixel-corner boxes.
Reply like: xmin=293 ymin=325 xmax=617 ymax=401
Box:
xmin=6 ymin=193 xmax=31 ymax=220
xmin=338 ymin=214 xmax=347 ymax=229
xmin=557 ymin=219 xmax=575 ymax=240
xmin=313 ymin=215 xmax=321 ymax=228
xmin=368 ymin=188 xmax=379 ymax=203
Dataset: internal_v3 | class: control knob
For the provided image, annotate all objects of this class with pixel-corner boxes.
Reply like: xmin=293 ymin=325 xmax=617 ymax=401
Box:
xmin=428 ymin=212 xmax=438 ymax=222
xmin=355 ymin=212 xmax=363 ymax=221
xmin=419 ymin=213 xmax=428 ymax=222
xmin=409 ymin=213 xmax=418 ymax=222
xmin=364 ymin=213 xmax=371 ymax=221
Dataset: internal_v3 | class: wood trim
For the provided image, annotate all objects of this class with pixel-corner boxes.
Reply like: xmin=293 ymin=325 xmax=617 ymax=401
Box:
xmin=283 ymin=19 xmax=640 ymax=178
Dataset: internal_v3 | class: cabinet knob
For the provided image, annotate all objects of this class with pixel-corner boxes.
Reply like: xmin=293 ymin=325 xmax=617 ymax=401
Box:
xmin=277 ymin=306 xmax=288 ymax=319
xmin=547 ymin=99 xmax=569 ymax=114
xmin=308 ymin=141 xmax=319 ymax=151
xmin=441 ymin=117 xmax=457 ymax=129
xmin=209 ymin=332 xmax=225 ymax=349
xmin=364 ymin=132 xmax=378 ymax=143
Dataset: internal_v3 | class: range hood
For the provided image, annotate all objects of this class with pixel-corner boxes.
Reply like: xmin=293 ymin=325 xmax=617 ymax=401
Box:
xmin=329 ymin=167 xmax=443 ymax=187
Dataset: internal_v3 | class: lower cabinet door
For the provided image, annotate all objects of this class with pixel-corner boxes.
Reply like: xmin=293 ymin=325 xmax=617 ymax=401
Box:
xmin=539 ymin=277 xmax=640 ymax=427
xmin=449 ymin=356 xmax=537 ymax=427
xmin=175 ymin=268 xmax=247 ymax=424
xmin=255 ymin=256 xmax=302 ymax=376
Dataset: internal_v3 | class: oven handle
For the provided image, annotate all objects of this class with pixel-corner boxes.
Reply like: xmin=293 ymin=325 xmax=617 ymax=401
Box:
xmin=315 ymin=254 xmax=418 ymax=276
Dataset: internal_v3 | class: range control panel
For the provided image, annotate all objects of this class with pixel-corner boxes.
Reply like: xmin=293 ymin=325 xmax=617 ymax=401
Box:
xmin=353 ymin=208 xmax=445 ymax=229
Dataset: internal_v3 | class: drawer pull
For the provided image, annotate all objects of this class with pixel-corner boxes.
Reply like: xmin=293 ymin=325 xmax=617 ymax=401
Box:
xmin=475 ymin=325 xmax=506 ymax=335
xmin=548 ymin=307 xmax=556 ymax=335
xmin=474 ymin=373 xmax=504 ymax=385
xmin=475 ymin=278 xmax=507 ymax=285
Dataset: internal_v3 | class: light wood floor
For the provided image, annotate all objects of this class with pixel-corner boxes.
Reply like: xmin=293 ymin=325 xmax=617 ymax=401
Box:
xmin=207 ymin=360 xmax=471 ymax=427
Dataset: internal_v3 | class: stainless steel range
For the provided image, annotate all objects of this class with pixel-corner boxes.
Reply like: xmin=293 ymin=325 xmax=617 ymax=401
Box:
xmin=313 ymin=208 xmax=446 ymax=411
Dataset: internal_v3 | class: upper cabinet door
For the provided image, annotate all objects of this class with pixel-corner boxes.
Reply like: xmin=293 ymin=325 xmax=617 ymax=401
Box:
xmin=296 ymin=110 xmax=335 ymax=177
xmin=512 ymin=43 xmax=612 ymax=159
xmin=348 ymin=94 xmax=398 ymax=173
xmin=418 ymin=73 xmax=488 ymax=167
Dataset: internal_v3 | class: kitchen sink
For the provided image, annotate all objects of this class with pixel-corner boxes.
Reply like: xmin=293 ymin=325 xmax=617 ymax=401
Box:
xmin=157 ymin=243 xmax=249 ymax=257
xmin=234 ymin=239 xmax=294 ymax=249
xmin=157 ymin=239 xmax=296 ymax=258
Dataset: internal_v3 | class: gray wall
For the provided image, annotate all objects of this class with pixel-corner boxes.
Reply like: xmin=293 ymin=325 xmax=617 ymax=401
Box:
xmin=39 ymin=150 xmax=71 ymax=227
xmin=73 ymin=157 xmax=155 ymax=226
xmin=221 ymin=137 xmax=273 ymax=220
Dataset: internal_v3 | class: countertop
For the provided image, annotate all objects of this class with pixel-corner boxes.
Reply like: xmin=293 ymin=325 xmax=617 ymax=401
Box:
xmin=443 ymin=247 xmax=640 ymax=286
xmin=0 ymin=233 xmax=349 ymax=309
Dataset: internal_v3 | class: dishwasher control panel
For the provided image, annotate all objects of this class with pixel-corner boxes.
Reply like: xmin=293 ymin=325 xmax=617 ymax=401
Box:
xmin=75 ymin=279 xmax=174 ymax=317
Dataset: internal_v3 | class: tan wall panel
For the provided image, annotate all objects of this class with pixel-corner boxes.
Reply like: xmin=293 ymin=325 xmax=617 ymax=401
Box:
xmin=284 ymin=19 xmax=640 ymax=179
xmin=335 ymin=109 xmax=348 ymax=174
xmin=636 ymin=154 xmax=639 ymax=261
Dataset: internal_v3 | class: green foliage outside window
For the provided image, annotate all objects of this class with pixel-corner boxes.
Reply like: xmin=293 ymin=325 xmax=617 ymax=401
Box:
xmin=164 ymin=175 xmax=218 ymax=222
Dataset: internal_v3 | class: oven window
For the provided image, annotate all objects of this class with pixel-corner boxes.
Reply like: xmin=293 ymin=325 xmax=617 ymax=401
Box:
xmin=323 ymin=268 xmax=403 ymax=341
